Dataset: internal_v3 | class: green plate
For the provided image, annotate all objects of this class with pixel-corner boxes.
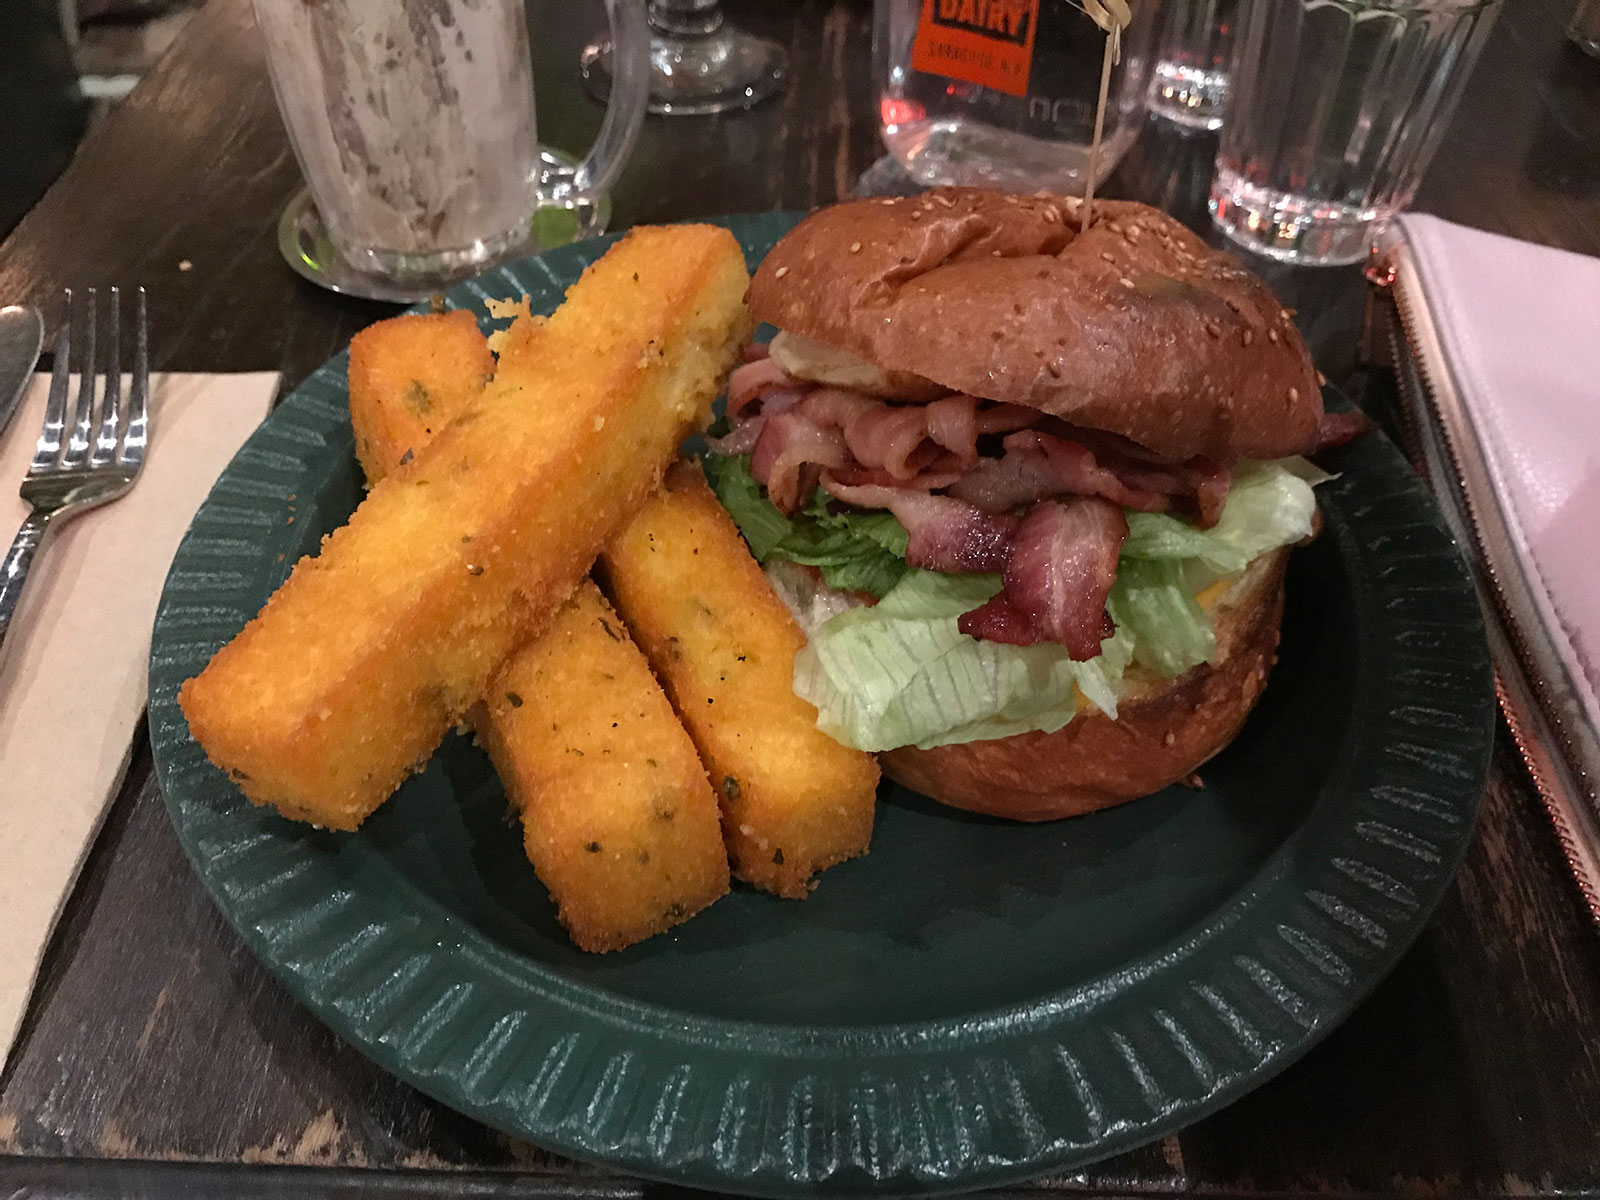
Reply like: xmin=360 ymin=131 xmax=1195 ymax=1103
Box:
xmin=149 ymin=213 xmax=1493 ymax=1196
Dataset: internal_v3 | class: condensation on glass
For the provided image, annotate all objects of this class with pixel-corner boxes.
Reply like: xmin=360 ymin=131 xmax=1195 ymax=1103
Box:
xmin=254 ymin=0 xmax=646 ymax=287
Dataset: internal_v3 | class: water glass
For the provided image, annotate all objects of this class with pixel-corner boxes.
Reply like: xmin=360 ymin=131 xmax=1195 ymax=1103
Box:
xmin=1147 ymin=0 xmax=1239 ymax=130
xmin=254 ymin=0 xmax=649 ymax=290
xmin=1210 ymin=0 xmax=1500 ymax=267
xmin=873 ymin=0 xmax=1155 ymax=193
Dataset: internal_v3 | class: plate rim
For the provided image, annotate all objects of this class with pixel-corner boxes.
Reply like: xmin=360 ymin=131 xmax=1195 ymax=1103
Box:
xmin=148 ymin=211 xmax=1495 ymax=1196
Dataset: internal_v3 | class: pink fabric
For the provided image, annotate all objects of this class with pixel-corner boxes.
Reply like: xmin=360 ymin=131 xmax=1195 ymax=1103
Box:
xmin=1398 ymin=214 xmax=1600 ymax=734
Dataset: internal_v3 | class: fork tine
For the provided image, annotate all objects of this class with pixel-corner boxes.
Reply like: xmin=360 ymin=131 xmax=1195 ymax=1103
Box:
xmin=32 ymin=293 xmax=73 ymax=474
xmin=92 ymin=287 xmax=122 ymax=467
xmin=120 ymin=287 xmax=149 ymax=470
xmin=63 ymin=288 xmax=97 ymax=468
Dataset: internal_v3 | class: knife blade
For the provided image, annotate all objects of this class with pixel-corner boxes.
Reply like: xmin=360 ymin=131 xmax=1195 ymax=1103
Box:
xmin=0 ymin=306 xmax=45 ymax=445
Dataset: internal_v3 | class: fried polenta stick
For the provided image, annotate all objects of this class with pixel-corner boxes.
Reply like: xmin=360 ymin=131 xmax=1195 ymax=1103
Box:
xmin=180 ymin=225 xmax=752 ymax=830
xmin=353 ymin=315 xmax=728 ymax=951
xmin=601 ymin=461 xmax=880 ymax=898
xmin=478 ymin=585 xmax=729 ymax=950
xmin=347 ymin=309 xmax=496 ymax=482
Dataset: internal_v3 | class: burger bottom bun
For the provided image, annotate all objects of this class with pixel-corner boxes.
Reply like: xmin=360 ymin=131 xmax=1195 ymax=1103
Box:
xmin=878 ymin=547 xmax=1290 ymax=822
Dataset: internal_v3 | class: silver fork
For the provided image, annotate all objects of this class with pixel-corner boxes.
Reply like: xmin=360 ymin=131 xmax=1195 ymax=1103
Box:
xmin=0 ymin=287 xmax=149 ymax=661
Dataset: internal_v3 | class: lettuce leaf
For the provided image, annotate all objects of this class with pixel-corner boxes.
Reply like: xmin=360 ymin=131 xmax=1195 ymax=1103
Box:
xmin=721 ymin=452 xmax=1325 ymax=751
xmin=1122 ymin=457 xmax=1326 ymax=576
xmin=791 ymin=569 xmax=1133 ymax=751
xmin=705 ymin=453 xmax=908 ymax=596
xmin=703 ymin=451 xmax=793 ymax=560
xmin=1108 ymin=558 xmax=1215 ymax=678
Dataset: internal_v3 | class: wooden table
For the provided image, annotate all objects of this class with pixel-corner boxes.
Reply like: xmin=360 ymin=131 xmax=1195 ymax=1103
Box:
xmin=2 ymin=0 xmax=1598 ymax=1194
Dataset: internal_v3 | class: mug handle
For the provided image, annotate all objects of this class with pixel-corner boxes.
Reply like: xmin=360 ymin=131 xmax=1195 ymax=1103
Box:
xmin=538 ymin=0 xmax=649 ymax=204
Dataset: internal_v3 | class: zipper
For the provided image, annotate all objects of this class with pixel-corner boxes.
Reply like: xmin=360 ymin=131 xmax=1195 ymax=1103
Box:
xmin=1368 ymin=237 xmax=1600 ymax=925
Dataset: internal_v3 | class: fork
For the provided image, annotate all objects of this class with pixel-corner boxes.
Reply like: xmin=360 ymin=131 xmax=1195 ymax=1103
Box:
xmin=0 ymin=287 xmax=149 ymax=661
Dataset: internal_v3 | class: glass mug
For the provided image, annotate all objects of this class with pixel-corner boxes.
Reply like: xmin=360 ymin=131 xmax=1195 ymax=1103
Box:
xmin=254 ymin=0 xmax=649 ymax=288
xmin=873 ymin=0 xmax=1154 ymax=192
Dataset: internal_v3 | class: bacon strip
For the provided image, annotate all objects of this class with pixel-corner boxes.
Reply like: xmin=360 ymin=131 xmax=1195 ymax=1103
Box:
xmin=958 ymin=497 xmax=1127 ymax=659
xmin=751 ymin=411 xmax=849 ymax=514
xmin=821 ymin=479 xmax=1018 ymax=572
xmin=1315 ymin=409 xmax=1372 ymax=449
xmin=727 ymin=357 xmax=800 ymax=421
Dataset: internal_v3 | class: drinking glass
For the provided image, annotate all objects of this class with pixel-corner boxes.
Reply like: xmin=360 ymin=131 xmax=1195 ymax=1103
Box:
xmin=581 ymin=1 xmax=789 ymax=116
xmin=872 ymin=0 xmax=1155 ymax=192
xmin=254 ymin=0 xmax=649 ymax=295
xmin=1211 ymin=0 xmax=1501 ymax=267
xmin=1147 ymin=0 xmax=1239 ymax=130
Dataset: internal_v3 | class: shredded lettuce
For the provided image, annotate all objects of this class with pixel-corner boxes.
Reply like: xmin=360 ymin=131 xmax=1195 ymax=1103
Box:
xmin=705 ymin=453 xmax=909 ymax=597
xmin=791 ymin=569 xmax=1133 ymax=751
xmin=1122 ymin=457 xmax=1327 ymax=577
xmin=1108 ymin=558 xmax=1215 ymax=678
xmin=711 ymin=451 xmax=1326 ymax=751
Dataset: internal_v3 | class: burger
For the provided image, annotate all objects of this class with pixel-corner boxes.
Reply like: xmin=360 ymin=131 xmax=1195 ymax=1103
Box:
xmin=704 ymin=188 xmax=1360 ymax=821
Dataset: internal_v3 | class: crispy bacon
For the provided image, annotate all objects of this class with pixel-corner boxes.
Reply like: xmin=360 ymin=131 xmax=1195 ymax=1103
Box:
xmin=958 ymin=497 xmax=1127 ymax=659
xmin=948 ymin=431 xmax=1170 ymax=514
xmin=820 ymin=480 xmax=1018 ymax=572
xmin=751 ymin=411 xmax=849 ymax=514
xmin=721 ymin=344 xmax=1259 ymax=654
xmin=1315 ymin=409 xmax=1372 ymax=449
xmin=727 ymin=357 xmax=800 ymax=421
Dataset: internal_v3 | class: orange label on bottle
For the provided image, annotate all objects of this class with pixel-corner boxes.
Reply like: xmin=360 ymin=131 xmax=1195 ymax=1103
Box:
xmin=909 ymin=0 xmax=1039 ymax=98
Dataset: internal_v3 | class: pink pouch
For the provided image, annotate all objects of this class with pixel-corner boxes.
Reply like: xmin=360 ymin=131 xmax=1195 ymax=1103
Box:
xmin=1375 ymin=214 xmax=1600 ymax=920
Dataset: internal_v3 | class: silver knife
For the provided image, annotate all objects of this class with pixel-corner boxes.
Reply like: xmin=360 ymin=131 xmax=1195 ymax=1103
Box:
xmin=0 ymin=306 xmax=45 ymax=444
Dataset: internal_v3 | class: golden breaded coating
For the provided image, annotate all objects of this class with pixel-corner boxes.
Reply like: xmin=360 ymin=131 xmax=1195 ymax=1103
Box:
xmin=180 ymin=225 xmax=753 ymax=830
xmin=600 ymin=461 xmax=880 ymax=897
xmin=478 ymin=583 xmax=729 ymax=951
xmin=346 ymin=310 xmax=497 ymax=483
xmin=349 ymin=306 xmax=730 ymax=951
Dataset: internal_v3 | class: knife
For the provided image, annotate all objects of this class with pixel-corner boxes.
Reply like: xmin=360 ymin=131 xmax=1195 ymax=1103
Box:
xmin=0 ymin=306 xmax=45 ymax=445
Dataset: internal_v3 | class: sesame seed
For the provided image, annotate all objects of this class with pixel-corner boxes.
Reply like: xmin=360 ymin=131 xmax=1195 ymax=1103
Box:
xmin=1242 ymin=329 xmax=1254 ymax=346
xmin=1204 ymin=322 xmax=1220 ymax=338
xmin=911 ymin=210 xmax=923 ymax=220
xmin=1101 ymin=252 xmax=1116 ymax=262
xmin=992 ymin=248 xmax=1003 ymax=256
xmin=1268 ymin=329 xmax=1280 ymax=343
xmin=1163 ymin=730 xmax=1176 ymax=747
xmin=1316 ymin=370 xmax=1327 ymax=386
xmin=1288 ymin=387 xmax=1300 ymax=402
xmin=774 ymin=266 xmax=789 ymax=279
xmin=935 ymin=195 xmax=954 ymax=207
xmin=1120 ymin=277 xmax=1135 ymax=288
xmin=1042 ymin=208 xmax=1058 ymax=223
xmin=850 ymin=241 xmax=862 ymax=253
xmin=1281 ymin=308 xmax=1293 ymax=320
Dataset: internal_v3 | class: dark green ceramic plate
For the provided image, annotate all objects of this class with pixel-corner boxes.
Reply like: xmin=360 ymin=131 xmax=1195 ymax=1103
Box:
xmin=149 ymin=213 xmax=1493 ymax=1197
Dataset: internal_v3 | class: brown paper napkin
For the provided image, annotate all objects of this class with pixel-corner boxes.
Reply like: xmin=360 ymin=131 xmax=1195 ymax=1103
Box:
xmin=0 ymin=371 xmax=278 ymax=1070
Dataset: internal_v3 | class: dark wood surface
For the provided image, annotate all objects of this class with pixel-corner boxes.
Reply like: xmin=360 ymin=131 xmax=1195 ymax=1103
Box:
xmin=2 ymin=0 xmax=1599 ymax=1194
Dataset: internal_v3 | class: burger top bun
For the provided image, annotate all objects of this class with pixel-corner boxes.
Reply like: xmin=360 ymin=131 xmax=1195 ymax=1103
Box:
xmin=747 ymin=189 xmax=1323 ymax=464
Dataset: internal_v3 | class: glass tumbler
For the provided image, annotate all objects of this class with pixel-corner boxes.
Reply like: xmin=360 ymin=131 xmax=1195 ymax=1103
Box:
xmin=254 ymin=0 xmax=649 ymax=290
xmin=873 ymin=0 xmax=1155 ymax=193
xmin=1210 ymin=0 xmax=1500 ymax=267
xmin=1147 ymin=0 xmax=1240 ymax=130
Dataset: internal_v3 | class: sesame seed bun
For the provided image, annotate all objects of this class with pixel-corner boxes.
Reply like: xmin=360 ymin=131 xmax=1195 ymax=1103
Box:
xmin=746 ymin=189 xmax=1322 ymax=463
